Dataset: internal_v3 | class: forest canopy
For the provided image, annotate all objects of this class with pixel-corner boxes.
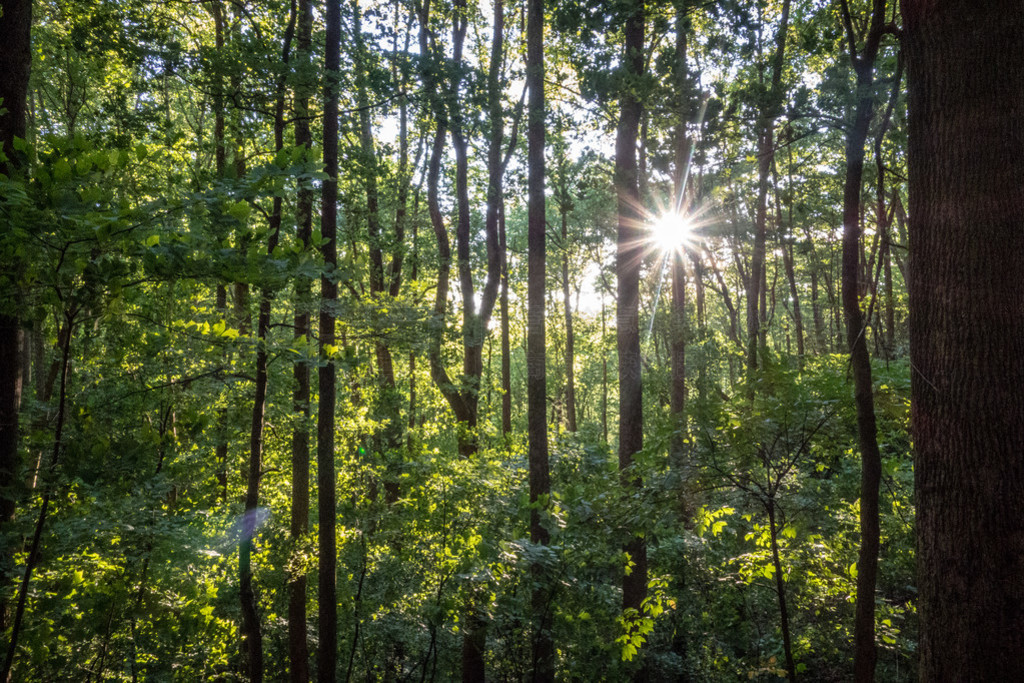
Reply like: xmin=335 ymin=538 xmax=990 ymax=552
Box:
xmin=1 ymin=0 xmax=1021 ymax=680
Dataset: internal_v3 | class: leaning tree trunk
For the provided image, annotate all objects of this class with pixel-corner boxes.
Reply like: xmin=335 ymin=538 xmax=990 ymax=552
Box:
xmin=904 ymin=1 xmax=1024 ymax=679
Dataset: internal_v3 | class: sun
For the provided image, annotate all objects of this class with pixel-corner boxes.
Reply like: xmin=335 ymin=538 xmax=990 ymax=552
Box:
xmin=649 ymin=212 xmax=692 ymax=253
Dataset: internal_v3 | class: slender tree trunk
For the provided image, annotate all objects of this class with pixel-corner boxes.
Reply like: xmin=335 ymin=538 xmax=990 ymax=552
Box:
xmin=780 ymin=143 xmax=805 ymax=362
xmin=746 ymin=0 xmax=790 ymax=386
xmin=837 ymin=2 xmax=887 ymax=679
xmin=904 ymin=1 xmax=1024 ymax=678
xmin=500 ymin=207 xmax=512 ymax=437
xmin=2 ymin=313 xmax=72 ymax=682
xmin=874 ymin=56 xmax=902 ymax=361
xmin=318 ymin=0 xmax=342 ymax=676
xmin=766 ymin=502 xmax=796 ymax=681
xmin=240 ymin=9 xmax=297 ymax=679
xmin=288 ymin=0 xmax=313 ymax=679
xmin=209 ymin=0 xmax=230 ymax=505
xmin=669 ymin=1 xmax=690 ymax=465
xmin=601 ymin=297 xmax=608 ymax=446
xmin=526 ymin=0 xmax=553 ymax=676
xmin=615 ymin=2 xmax=648 ymax=674
xmin=560 ymin=193 xmax=577 ymax=434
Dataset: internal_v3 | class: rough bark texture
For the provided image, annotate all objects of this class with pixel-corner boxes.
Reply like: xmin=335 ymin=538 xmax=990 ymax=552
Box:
xmin=526 ymin=0 xmax=553 ymax=677
xmin=904 ymin=1 xmax=1024 ymax=679
xmin=0 ymin=0 xmax=32 ymax=170
xmin=615 ymin=0 xmax=648 ymax=654
xmin=0 ymin=0 xmax=32 ymax=646
xmin=318 ymin=0 xmax=341 ymax=677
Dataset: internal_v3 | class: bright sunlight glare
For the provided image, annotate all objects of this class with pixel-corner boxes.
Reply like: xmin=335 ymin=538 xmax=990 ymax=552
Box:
xmin=649 ymin=212 xmax=692 ymax=253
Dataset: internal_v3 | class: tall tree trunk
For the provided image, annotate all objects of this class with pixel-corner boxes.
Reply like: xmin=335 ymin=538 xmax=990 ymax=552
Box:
xmin=837 ymin=1 xmax=886 ymax=679
xmin=500 ymin=207 xmax=512 ymax=437
xmin=0 ymin=0 xmax=32 ymax=643
xmin=810 ymin=269 xmax=825 ymax=353
xmin=2 ymin=313 xmax=72 ymax=682
xmin=779 ymin=141 xmax=805 ymax=362
xmin=559 ymin=183 xmax=577 ymax=434
xmin=904 ymin=1 xmax=1024 ymax=678
xmin=240 ymin=8 xmax=297 ymax=679
xmin=746 ymin=0 xmax=791 ymax=386
xmin=874 ymin=56 xmax=902 ymax=361
xmin=669 ymin=0 xmax=690 ymax=465
xmin=318 ymin=0 xmax=342 ymax=676
xmin=615 ymin=1 xmax=648 ymax=673
xmin=526 ymin=0 xmax=553 ymax=677
xmin=209 ymin=0 xmax=230 ymax=505
xmin=288 ymin=0 xmax=313 ymax=679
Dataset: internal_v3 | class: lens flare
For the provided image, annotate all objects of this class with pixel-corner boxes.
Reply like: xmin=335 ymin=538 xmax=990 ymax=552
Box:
xmin=649 ymin=212 xmax=692 ymax=253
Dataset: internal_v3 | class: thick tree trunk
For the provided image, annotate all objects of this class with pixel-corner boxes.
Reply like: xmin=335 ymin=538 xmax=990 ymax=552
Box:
xmin=0 ymin=0 xmax=32 ymax=638
xmin=615 ymin=2 xmax=648 ymax=670
xmin=526 ymin=0 xmax=553 ymax=677
xmin=904 ymin=1 xmax=1024 ymax=679
xmin=318 ymin=0 xmax=342 ymax=677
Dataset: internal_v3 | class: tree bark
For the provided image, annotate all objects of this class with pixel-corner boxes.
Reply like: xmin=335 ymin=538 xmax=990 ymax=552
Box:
xmin=557 ymin=168 xmax=577 ymax=434
xmin=669 ymin=1 xmax=690 ymax=464
xmin=904 ymin=1 xmax=1024 ymax=678
xmin=240 ymin=8 xmax=297 ymax=679
xmin=500 ymin=206 xmax=512 ymax=437
xmin=526 ymin=0 xmax=553 ymax=677
xmin=0 ymin=0 xmax=32 ymax=646
xmin=288 ymin=0 xmax=314 ymax=679
xmin=615 ymin=0 xmax=648 ymax=667
xmin=318 ymin=0 xmax=342 ymax=676
xmin=837 ymin=1 xmax=886 ymax=678
xmin=746 ymin=0 xmax=790 ymax=386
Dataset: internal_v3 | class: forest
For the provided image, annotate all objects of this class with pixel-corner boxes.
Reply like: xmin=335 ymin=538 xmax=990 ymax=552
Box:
xmin=1 ymin=0 xmax=1022 ymax=680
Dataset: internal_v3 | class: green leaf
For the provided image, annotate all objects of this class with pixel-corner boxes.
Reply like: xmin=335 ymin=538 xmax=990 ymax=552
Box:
xmin=228 ymin=200 xmax=251 ymax=223
xmin=54 ymin=158 xmax=72 ymax=181
xmin=135 ymin=143 xmax=148 ymax=161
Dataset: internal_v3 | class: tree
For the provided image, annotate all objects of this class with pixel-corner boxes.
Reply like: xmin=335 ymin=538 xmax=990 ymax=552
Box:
xmin=526 ymin=0 xmax=553 ymax=677
xmin=904 ymin=1 xmax=1024 ymax=678
xmin=0 ymin=0 xmax=32 ymax=650
xmin=319 ymin=0 xmax=342 ymax=676
xmin=289 ymin=0 xmax=314 ymax=678
xmin=614 ymin=0 xmax=648 ymax=667
xmin=746 ymin=0 xmax=791 ymax=386
xmin=836 ymin=0 xmax=888 ymax=678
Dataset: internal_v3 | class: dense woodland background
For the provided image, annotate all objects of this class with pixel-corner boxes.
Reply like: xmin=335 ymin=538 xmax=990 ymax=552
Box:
xmin=0 ymin=0 xmax=1020 ymax=680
